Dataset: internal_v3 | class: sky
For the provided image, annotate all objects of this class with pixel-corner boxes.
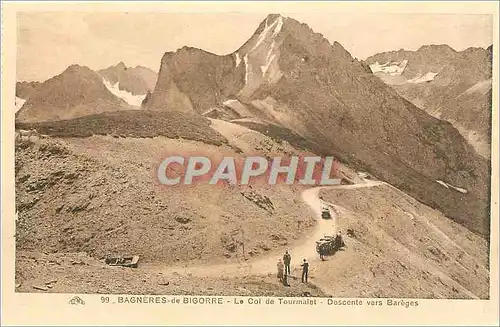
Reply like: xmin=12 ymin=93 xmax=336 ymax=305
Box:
xmin=17 ymin=12 xmax=493 ymax=82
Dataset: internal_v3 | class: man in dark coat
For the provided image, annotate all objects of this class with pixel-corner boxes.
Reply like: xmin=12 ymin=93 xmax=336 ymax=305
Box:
xmin=283 ymin=250 xmax=291 ymax=275
xmin=335 ymin=231 xmax=346 ymax=250
xmin=301 ymin=259 xmax=309 ymax=283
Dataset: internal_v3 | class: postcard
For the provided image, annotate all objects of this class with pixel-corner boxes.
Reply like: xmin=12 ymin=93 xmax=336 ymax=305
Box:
xmin=1 ymin=1 xmax=498 ymax=325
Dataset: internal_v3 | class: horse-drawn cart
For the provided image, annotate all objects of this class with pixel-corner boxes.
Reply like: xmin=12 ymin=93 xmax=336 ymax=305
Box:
xmin=315 ymin=234 xmax=345 ymax=259
xmin=316 ymin=236 xmax=336 ymax=256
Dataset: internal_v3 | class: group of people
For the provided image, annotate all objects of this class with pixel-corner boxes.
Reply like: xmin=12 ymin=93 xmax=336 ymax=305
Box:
xmin=276 ymin=250 xmax=309 ymax=286
xmin=276 ymin=230 xmax=348 ymax=286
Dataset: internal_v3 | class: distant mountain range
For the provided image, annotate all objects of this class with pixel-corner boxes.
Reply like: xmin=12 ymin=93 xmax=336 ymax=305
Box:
xmin=15 ymin=14 xmax=492 ymax=237
xmin=15 ymin=63 xmax=157 ymax=120
xmin=365 ymin=44 xmax=493 ymax=158
xmin=98 ymin=62 xmax=157 ymax=98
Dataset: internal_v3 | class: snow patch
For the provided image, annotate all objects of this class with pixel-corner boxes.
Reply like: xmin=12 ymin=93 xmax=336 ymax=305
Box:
xmin=458 ymin=79 xmax=492 ymax=98
xmin=273 ymin=16 xmax=284 ymax=37
xmin=223 ymin=99 xmax=240 ymax=107
xmin=250 ymin=16 xmax=282 ymax=52
xmin=408 ymin=72 xmax=438 ymax=84
xmin=15 ymin=97 xmax=26 ymax=112
xmin=238 ymin=16 xmax=285 ymax=97
xmin=251 ymin=96 xmax=294 ymax=125
xmin=261 ymin=53 xmax=276 ymax=75
xmin=369 ymin=60 xmax=408 ymax=76
xmin=436 ymin=180 xmax=467 ymax=194
xmin=357 ymin=172 xmax=369 ymax=179
xmin=102 ymin=78 xmax=145 ymax=107
xmin=243 ymin=55 xmax=249 ymax=85
xmin=436 ymin=180 xmax=450 ymax=189
xmin=261 ymin=40 xmax=278 ymax=76
xmin=222 ymin=99 xmax=253 ymax=117
xmin=234 ymin=52 xmax=241 ymax=67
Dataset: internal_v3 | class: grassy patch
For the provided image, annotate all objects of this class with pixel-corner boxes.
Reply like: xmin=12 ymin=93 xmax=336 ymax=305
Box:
xmin=16 ymin=110 xmax=228 ymax=146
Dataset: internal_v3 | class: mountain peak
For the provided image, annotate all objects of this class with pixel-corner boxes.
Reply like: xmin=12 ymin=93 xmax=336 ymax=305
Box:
xmin=461 ymin=46 xmax=489 ymax=54
xmin=63 ymin=64 xmax=95 ymax=76
xmin=417 ymin=44 xmax=457 ymax=54
xmin=229 ymin=12 xmax=357 ymax=98
xmin=264 ymin=13 xmax=285 ymax=22
xmin=16 ymin=63 xmax=130 ymax=123
xmin=115 ymin=61 xmax=127 ymax=69
xmin=66 ymin=64 xmax=85 ymax=70
xmin=236 ymin=13 xmax=341 ymax=57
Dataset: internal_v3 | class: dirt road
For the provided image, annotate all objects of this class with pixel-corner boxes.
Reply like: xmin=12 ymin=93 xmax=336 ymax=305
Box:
xmin=145 ymin=179 xmax=386 ymax=279
xmin=145 ymin=178 xmax=481 ymax=299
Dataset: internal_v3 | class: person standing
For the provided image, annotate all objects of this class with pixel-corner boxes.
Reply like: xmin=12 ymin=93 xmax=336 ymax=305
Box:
xmin=277 ymin=259 xmax=284 ymax=282
xmin=335 ymin=231 xmax=346 ymax=250
xmin=319 ymin=244 xmax=325 ymax=261
xmin=301 ymin=259 xmax=309 ymax=283
xmin=283 ymin=250 xmax=291 ymax=275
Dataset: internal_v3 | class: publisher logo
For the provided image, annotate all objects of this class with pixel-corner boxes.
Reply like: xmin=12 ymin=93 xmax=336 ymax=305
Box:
xmin=68 ymin=296 xmax=85 ymax=305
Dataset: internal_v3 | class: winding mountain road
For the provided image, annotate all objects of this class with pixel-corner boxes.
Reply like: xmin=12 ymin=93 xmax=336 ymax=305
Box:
xmin=146 ymin=179 xmax=386 ymax=278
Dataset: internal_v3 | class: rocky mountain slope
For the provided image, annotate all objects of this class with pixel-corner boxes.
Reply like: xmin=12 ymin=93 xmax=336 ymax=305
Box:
xmin=143 ymin=14 xmax=491 ymax=237
xmin=98 ymin=62 xmax=157 ymax=95
xmin=367 ymin=44 xmax=459 ymax=80
xmin=98 ymin=62 xmax=157 ymax=107
xmin=365 ymin=45 xmax=493 ymax=158
xmin=142 ymin=47 xmax=244 ymax=113
xmin=16 ymin=81 xmax=41 ymax=100
xmin=15 ymin=81 xmax=41 ymax=113
xmin=16 ymin=65 xmax=135 ymax=122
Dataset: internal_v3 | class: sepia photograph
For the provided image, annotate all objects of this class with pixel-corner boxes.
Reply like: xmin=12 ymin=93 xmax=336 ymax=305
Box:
xmin=2 ymin=1 xmax=499 ymax=325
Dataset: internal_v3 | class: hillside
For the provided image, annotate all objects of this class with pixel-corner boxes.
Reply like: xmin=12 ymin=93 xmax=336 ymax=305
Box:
xmin=15 ymin=115 xmax=322 ymax=265
xmin=365 ymin=45 xmax=493 ymax=158
xmin=16 ymin=65 xmax=134 ymax=122
xmin=144 ymin=14 xmax=491 ymax=237
xmin=316 ymin=184 xmax=489 ymax=299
